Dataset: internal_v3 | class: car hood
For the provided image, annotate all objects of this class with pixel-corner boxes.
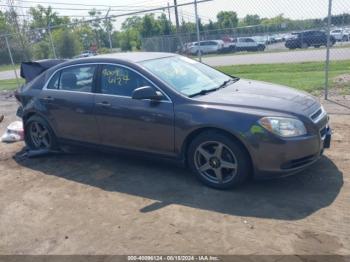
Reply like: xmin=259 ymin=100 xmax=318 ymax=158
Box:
xmin=195 ymin=79 xmax=319 ymax=116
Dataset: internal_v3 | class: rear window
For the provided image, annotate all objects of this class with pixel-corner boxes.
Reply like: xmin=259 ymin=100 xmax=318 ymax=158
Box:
xmin=46 ymin=65 xmax=96 ymax=93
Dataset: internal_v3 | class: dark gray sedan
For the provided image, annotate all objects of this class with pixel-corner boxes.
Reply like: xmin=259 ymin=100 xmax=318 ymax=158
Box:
xmin=15 ymin=52 xmax=331 ymax=189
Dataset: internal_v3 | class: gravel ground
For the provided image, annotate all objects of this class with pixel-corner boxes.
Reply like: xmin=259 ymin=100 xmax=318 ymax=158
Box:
xmin=0 ymin=92 xmax=349 ymax=255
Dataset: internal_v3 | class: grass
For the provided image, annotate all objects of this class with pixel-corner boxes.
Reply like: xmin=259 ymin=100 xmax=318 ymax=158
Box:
xmin=0 ymin=64 xmax=19 ymax=72
xmin=217 ymin=60 xmax=350 ymax=94
xmin=0 ymin=79 xmax=24 ymax=91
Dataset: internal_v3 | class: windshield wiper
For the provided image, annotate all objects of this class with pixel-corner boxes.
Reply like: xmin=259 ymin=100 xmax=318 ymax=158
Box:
xmin=188 ymin=77 xmax=240 ymax=98
xmin=188 ymin=88 xmax=220 ymax=98
xmin=218 ymin=77 xmax=240 ymax=89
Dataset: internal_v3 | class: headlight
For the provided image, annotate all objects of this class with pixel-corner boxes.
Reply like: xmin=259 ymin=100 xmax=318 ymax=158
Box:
xmin=258 ymin=117 xmax=307 ymax=137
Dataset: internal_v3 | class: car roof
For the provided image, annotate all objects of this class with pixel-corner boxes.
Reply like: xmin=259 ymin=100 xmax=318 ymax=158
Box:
xmin=43 ymin=52 xmax=178 ymax=78
xmin=91 ymin=52 xmax=176 ymax=63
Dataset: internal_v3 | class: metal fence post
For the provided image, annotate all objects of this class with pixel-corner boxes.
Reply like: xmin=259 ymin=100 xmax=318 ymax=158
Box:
xmin=5 ymin=36 xmax=21 ymax=89
xmin=48 ymin=24 xmax=57 ymax=59
xmin=325 ymin=0 xmax=333 ymax=100
xmin=194 ymin=0 xmax=201 ymax=62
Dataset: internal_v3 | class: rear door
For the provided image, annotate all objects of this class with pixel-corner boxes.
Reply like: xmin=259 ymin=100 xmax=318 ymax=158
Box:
xmin=312 ymin=31 xmax=326 ymax=45
xmin=40 ymin=64 xmax=99 ymax=143
xmin=199 ymin=41 xmax=209 ymax=53
xmin=245 ymin=38 xmax=257 ymax=49
xmin=94 ymin=64 xmax=175 ymax=155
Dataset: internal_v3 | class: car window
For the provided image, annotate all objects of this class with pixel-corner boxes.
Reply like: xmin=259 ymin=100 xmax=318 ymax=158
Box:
xmin=246 ymin=38 xmax=254 ymax=42
xmin=58 ymin=65 xmax=96 ymax=92
xmin=47 ymin=71 xmax=60 ymax=90
xmin=100 ymin=65 xmax=153 ymax=97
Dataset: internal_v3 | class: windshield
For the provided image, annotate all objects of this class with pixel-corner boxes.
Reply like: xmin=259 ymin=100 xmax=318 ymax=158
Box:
xmin=140 ymin=56 xmax=234 ymax=97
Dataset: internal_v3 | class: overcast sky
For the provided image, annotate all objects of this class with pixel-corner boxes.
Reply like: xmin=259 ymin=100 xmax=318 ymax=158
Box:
xmin=6 ymin=0 xmax=350 ymax=27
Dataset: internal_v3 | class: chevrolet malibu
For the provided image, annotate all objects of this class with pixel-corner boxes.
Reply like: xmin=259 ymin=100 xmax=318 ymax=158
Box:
xmin=15 ymin=52 xmax=331 ymax=189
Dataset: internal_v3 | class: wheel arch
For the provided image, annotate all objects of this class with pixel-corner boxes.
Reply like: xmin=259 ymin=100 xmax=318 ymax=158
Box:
xmin=22 ymin=111 xmax=57 ymax=137
xmin=181 ymin=127 xmax=253 ymax=170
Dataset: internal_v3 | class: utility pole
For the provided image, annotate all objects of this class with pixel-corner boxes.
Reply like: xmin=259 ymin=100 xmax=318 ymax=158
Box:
xmin=173 ymin=0 xmax=183 ymax=52
xmin=48 ymin=23 xmax=57 ymax=59
xmin=167 ymin=2 xmax=171 ymax=24
xmin=325 ymin=0 xmax=333 ymax=100
xmin=194 ymin=0 xmax=201 ymax=62
xmin=105 ymin=8 xmax=113 ymax=50
xmin=174 ymin=0 xmax=180 ymax=33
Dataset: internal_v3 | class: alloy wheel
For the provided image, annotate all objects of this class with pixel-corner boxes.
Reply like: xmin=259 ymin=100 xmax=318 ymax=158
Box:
xmin=29 ymin=121 xmax=51 ymax=149
xmin=194 ymin=141 xmax=238 ymax=184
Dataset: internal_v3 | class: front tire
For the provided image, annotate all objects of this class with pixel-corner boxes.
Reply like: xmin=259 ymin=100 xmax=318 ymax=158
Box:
xmin=25 ymin=115 xmax=57 ymax=150
xmin=187 ymin=131 xmax=251 ymax=189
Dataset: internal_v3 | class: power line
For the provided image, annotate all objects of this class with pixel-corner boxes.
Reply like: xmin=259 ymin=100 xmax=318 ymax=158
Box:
xmin=15 ymin=0 xmax=162 ymax=9
xmin=0 ymin=4 xmax=149 ymax=12
xmin=0 ymin=0 xmax=213 ymax=37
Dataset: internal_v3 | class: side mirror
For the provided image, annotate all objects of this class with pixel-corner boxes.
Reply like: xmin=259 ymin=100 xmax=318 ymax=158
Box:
xmin=132 ymin=86 xmax=164 ymax=101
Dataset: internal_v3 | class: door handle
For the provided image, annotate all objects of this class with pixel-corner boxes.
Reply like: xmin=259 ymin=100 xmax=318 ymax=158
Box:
xmin=96 ymin=101 xmax=111 ymax=107
xmin=43 ymin=96 xmax=54 ymax=101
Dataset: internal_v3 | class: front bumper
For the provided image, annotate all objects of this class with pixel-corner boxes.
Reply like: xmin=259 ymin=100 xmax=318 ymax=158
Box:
xmin=252 ymin=125 xmax=332 ymax=180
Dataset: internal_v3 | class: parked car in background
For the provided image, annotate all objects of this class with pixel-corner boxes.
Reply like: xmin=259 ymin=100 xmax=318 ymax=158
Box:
xmin=189 ymin=40 xmax=224 ymax=55
xmin=252 ymin=36 xmax=269 ymax=46
xmin=284 ymin=33 xmax=298 ymax=41
xmin=73 ymin=50 xmax=97 ymax=59
xmin=181 ymin=42 xmax=196 ymax=55
xmin=221 ymin=36 xmax=236 ymax=52
xmin=285 ymin=30 xmax=336 ymax=49
xmin=233 ymin=37 xmax=266 ymax=52
xmin=16 ymin=52 xmax=331 ymax=189
xmin=331 ymin=28 xmax=350 ymax=42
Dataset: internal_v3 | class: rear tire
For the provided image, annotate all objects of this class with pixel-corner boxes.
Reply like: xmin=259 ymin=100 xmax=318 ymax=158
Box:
xmin=187 ymin=131 xmax=251 ymax=189
xmin=24 ymin=115 xmax=58 ymax=150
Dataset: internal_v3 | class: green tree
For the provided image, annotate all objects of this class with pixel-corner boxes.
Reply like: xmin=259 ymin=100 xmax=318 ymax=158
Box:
xmin=29 ymin=5 xmax=69 ymax=28
xmin=216 ymin=11 xmax=238 ymax=29
xmin=122 ymin=16 xmax=142 ymax=31
xmin=74 ymin=24 xmax=95 ymax=51
xmin=140 ymin=14 xmax=160 ymax=37
xmin=158 ymin=13 xmax=172 ymax=35
xmin=205 ymin=19 xmax=217 ymax=31
xmin=261 ymin=14 xmax=289 ymax=26
xmin=33 ymin=40 xmax=51 ymax=59
xmin=53 ymin=29 xmax=81 ymax=58
xmin=243 ymin=14 xmax=261 ymax=26
xmin=0 ymin=11 xmax=8 ymax=34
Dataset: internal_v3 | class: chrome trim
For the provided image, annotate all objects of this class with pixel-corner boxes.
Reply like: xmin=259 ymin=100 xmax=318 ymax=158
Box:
xmin=42 ymin=62 xmax=173 ymax=103
xmin=310 ymin=106 xmax=327 ymax=123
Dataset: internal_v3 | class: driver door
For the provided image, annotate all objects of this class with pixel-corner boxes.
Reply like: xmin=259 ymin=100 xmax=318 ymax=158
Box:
xmin=94 ymin=64 xmax=175 ymax=155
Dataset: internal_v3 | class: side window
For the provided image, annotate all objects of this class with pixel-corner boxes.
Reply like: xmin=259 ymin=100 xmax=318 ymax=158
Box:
xmin=58 ymin=65 xmax=96 ymax=92
xmin=100 ymin=65 xmax=152 ymax=97
xmin=47 ymin=71 xmax=60 ymax=89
